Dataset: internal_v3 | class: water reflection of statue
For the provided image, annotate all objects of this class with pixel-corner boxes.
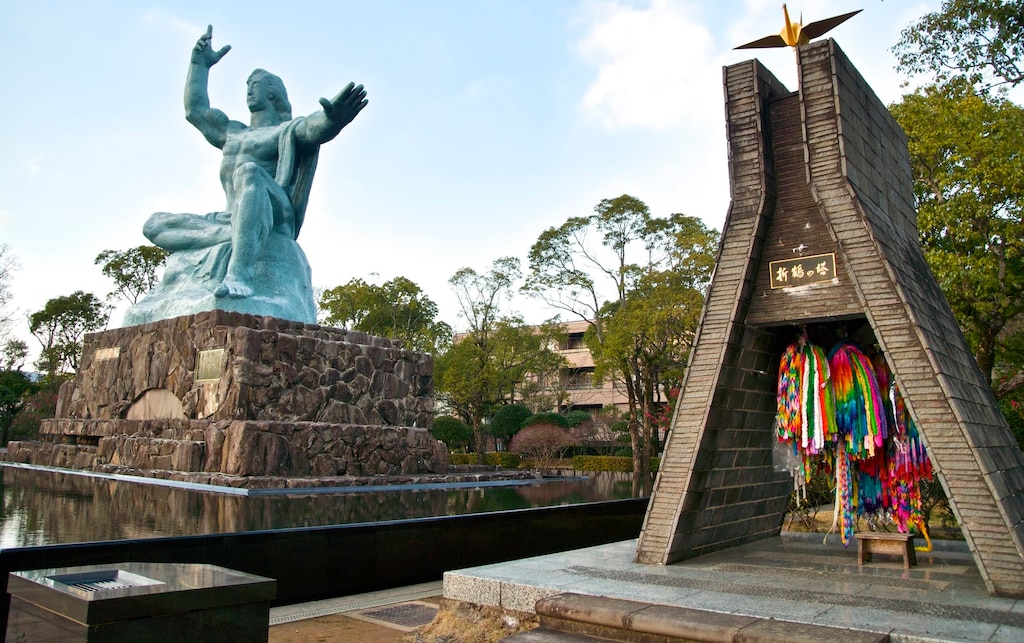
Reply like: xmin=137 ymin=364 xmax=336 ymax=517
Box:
xmin=124 ymin=25 xmax=367 ymax=326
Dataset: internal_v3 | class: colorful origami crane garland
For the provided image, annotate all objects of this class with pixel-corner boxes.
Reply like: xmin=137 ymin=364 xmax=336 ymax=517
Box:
xmin=775 ymin=335 xmax=933 ymax=546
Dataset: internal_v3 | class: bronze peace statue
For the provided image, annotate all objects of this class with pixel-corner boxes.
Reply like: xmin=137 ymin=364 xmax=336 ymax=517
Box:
xmin=125 ymin=25 xmax=367 ymax=326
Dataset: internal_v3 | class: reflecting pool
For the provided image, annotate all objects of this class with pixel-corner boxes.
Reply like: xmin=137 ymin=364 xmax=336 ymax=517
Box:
xmin=0 ymin=464 xmax=642 ymax=547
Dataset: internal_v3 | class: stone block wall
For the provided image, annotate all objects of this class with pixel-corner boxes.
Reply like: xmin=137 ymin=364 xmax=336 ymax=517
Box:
xmin=58 ymin=310 xmax=433 ymax=429
xmin=9 ymin=311 xmax=451 ymax=485
xmin=7 ymin=418 xmax=448 ymax=481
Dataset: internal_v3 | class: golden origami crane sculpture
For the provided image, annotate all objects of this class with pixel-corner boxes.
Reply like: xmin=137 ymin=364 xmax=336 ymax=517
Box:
xmin=736 ymin=4 xmax=861 ymax=49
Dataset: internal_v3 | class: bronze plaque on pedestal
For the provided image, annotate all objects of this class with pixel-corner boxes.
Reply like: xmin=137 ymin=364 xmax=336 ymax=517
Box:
xmin=195 ymin=348 xmax=225 ymax=382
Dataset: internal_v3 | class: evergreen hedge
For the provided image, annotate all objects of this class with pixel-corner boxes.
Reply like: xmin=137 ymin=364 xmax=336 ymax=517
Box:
xmin=571 ymin=455 xmax=661 ymax=472
xmin=448 ymin=452 xmax=522 ymax=468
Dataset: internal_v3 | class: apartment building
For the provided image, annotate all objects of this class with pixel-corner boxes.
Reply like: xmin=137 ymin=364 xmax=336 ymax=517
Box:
xmin=554 ymin=319 xmax=630 ymax=416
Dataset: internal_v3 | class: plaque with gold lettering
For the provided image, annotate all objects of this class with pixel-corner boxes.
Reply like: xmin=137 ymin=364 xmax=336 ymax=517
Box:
xmin=769 ymin=253 xmax=836 ymax=289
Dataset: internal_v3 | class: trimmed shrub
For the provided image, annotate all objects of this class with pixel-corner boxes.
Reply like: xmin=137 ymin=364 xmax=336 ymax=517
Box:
xmin=488 ymin=404 xmax=532 ymax=443
xmin=431 ymin=416 xmax=472 ymax=451
xmin=489 ymin=451 xmax=522 ymax=468
xmin=572 ymin=455 xmax=661 ymax=473
xmin=510 ymin=423 xmax=577 ymax=472
xmin=522 ymin=412 xmax=569 ymax=428
xmin=449 ymin=452 xmax=522 ymax=468
xmin=564 ymin=410 xmax=592 ymax=428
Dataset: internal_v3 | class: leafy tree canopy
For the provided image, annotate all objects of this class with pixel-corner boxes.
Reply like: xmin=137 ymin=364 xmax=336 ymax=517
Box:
xmin=591 ymin=268 xmax=704 ymax=391
xmin=435 ymin=339 xmax=491 ymax=433
xmin=523 ymin=411 xmax=570 ymax=428
xmin=450 ymin=257 xmax=521 ymax=346
xmin=319 ymin=275 xmax=452 ymax=354
xmin=488 ymin=403 xmax=532 ymax=442
xmin=95 ymin=245 xmax=168 ymax=305
xmin=2 ymin=339 xmax=28 ymax=372
xmin=9 ymin=387 xmax=56 ymax=443
xmin=435 ymin=257 xmax=567 ymax=462
xmin=523 ymin=195 xmax=718 ymax=481
xmin=29 ymin=291 xmax=108 ymax=380
xmin=431 ymin=415 xmax=473 ymax=451
xmin=890 ymin=81 xmax=1024 ymax=390
xmin=564 ymin=410 xmax=592 ymax=428
xmin=0 ymin=245 xmax=18 ymax=344
xmin=893 ymin=0 xmax=1024 ymax=90
xmin=0 ymin=369 xmax=35 ymax=445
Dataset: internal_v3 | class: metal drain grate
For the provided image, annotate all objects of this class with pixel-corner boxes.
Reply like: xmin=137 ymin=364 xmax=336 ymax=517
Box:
xmin=358 ymin=601 xmax=438 ymax=629
xmin=67 ymin=579 xmax=136 ymax=592
xmin=48 ymin=569 xmax=164 ymax=594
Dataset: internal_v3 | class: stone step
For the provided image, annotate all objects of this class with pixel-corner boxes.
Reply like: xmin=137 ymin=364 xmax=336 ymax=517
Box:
xmin=512 ymin=593 xmax=890 ymax=643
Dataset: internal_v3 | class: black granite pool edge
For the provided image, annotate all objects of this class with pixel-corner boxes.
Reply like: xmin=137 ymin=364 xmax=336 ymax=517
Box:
xmin=1 ymin=461 xmax=566 ymax=496
xmin=0 ymin=497 xmax=649 ymax=639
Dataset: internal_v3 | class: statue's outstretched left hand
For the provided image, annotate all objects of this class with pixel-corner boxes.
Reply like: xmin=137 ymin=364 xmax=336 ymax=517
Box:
xmin=319 ymin=82 xmax=368 ymax=127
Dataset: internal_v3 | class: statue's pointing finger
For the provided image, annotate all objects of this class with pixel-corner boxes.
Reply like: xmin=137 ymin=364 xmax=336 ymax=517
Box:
xmin=193 ymin=25 xmax=231 ymax=67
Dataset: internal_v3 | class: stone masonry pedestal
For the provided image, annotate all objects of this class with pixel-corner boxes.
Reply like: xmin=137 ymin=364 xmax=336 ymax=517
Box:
xmin=5 ymin=311 xmax=449 ymax=487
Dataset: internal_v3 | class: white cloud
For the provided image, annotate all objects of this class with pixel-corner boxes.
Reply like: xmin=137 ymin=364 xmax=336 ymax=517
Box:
xmin=577 ymin=0 xmax=721 ymax=130
xmin=141 ymin=10 xmax=203 ymax=37
xmin=25 ymin=156 xmax=44 ymax=174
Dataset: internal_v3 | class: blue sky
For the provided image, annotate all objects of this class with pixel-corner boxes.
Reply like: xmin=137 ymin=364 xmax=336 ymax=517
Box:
xmin=1 ymin=0 xmax=945 ymax=355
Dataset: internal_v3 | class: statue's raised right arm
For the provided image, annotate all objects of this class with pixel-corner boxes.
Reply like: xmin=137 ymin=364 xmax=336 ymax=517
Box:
xmin=184 ymin=25 xmax=237 ymax=149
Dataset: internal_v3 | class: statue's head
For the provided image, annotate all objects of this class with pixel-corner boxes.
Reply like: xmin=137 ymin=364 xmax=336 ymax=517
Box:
xmin=247 ymin=69 xmax=292 ymax=121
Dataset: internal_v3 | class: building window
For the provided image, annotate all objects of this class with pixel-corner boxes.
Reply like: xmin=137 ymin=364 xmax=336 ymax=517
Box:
xmin=563 ymin=367 xmax=596 ymax=389
xmin=561 ymin=332 xmax=586 ymax=351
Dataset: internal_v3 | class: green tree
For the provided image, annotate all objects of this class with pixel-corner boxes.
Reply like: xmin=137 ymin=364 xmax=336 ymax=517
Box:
xmin=488 ymin=403 xmax=532 ymax=448
xmin=435 ymin=257 xmax=567 ymax=463
xmin=0 ymin=245 xmax=18 ymax=344
xmin=523 ymin=195 xmax=718 ymax=484
xmin=0 ymin=369 xmax=35 ymax=445
xmin=29 ymin=291 xmax=109 ymax=382
xmin=893 ymin=0 xmax=1024 ymax=91
xmin=996 ymin=317 xmax=1024 ymax=399
xmin=490 ymin=317 xmax=567 ymax=409
xmin=431 ymin=415 xmax=473 ymax=451
xmin=564 ymin=410 xmax=592 ymax=427
xmin=319 ymin=276 xmax=453 ymax=354
xmin=2 ymin=339 xmax=28 ymax=371
xmin=523 ymin=412 xmax=570 ymax=428
xmin=9 ymin=387 xmax=57 ymax=442
xmin=94 ymin=245 xmax=168 ymax=304
xmin=593 ymin=268 xmax=706 ymax=455
xmin=435 ymin=338 xmax=492 ymax=458
xmin=890 ymin=82 xmax=1024 ymax=390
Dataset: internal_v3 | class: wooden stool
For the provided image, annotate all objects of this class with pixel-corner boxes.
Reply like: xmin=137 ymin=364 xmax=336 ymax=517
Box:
xmin=856 ymin=532 xmax=916 ymax=569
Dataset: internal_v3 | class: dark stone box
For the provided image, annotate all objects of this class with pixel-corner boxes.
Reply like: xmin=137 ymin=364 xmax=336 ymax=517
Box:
xmin=6 ymin=562 xmax=275 ymax=642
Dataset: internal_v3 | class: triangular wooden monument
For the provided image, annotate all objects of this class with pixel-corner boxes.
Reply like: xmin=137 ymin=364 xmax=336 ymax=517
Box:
xmin=635 ymin=39 xmax=1024 ymax=597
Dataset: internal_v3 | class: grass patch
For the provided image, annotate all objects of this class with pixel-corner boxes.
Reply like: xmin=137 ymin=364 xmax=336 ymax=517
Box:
xmin=414 ymin=598 xmax=537 ymax=643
